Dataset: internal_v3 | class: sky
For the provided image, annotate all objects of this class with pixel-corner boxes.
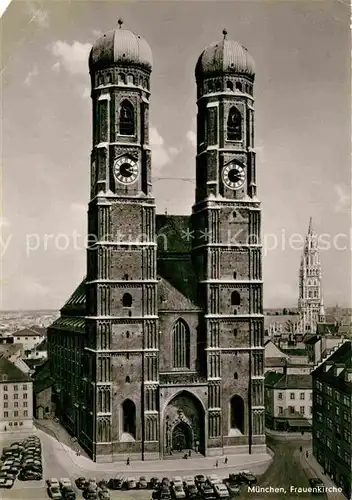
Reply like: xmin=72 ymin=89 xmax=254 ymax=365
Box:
xmin=0 ymin=0 xmax=351 ymax=311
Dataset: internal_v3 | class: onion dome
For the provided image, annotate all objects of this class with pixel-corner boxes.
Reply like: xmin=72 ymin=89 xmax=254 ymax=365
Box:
xmin=195 ymin=29 xmax=255 ymax=81
xmin=89 ymin=19 xmax=152 ymax=72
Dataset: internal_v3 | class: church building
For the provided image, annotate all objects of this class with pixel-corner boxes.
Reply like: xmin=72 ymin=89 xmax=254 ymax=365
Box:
xmin=47 ymin=21 xmax=266 ymax=462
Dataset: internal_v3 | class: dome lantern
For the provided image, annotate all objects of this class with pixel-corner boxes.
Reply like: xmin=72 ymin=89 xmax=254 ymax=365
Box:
xmin=195 ymin=30 xmax=255 ymax=82
xmin=89 ymin=21 xmax=153 ymax=73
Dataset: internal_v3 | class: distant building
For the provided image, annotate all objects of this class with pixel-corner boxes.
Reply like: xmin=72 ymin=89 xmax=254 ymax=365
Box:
xmin=11 ymin=328 xmax=44 ymax=351
xmin=312 ymin=341 xmax=351 ymax=499
xmin=264 ymin=338 xmax=312 ymax=375
xmin=297 ymin=218 xmax=325 ymax=334
xmin=23 ymin=338 xmax=47 ymax=361
xmin=264 ymin=370 xmax=312 ymax=432
xmin=0 ymin=357 xmax=33 ymax=431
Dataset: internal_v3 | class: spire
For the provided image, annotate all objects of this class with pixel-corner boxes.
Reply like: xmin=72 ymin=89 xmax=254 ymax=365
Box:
xmin=222 ymin=29 xmax=228 ymax=40
xmin=308 ymin=216 xmax=313 ymax=235
xmin=117 ymin=18 xmax=123 ymax=29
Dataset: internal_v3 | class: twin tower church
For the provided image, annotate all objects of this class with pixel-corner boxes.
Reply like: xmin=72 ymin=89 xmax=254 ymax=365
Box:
xmin=47 ymin=21 xmax=266 ymax=462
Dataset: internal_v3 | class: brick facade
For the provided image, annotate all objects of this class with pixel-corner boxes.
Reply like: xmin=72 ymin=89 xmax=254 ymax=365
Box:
xmin=47 ymin=26 xmax=266 ymax=462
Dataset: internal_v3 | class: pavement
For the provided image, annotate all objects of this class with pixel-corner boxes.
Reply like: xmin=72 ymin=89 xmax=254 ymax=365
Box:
xmin=299 ymin=446 xmax=347 ymax=500
xmin=34 ymin=419 xmax=272 ymax=475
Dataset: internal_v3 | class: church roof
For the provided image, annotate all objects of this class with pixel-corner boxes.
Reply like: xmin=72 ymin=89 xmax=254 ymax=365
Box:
xmin=0 ymin=357 xmax=32 ymax=383
xmin=60 ymin=277 xmax=86 ymax=315
xmin=195 ymin=30 xmax=255 ymax=82
xmin=156 ymin=214 xmax=199 ymax=304
xmin=89 ymin=24 xmax=152 ymax=72
xmin=158 ymin=277 xmax=200 ymax=312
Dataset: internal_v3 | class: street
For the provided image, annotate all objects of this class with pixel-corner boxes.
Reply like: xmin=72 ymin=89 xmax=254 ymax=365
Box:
xmin=0 ymin=429 xmax=330 ymax=500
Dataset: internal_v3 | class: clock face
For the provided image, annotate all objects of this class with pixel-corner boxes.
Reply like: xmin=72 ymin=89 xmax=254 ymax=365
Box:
xmin=222 ymin=163 xmax=246 ymax=190
xmin=114 ymin=157 xmax=139 ymax=185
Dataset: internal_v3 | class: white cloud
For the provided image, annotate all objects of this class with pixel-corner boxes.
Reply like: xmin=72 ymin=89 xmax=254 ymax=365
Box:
xmin=27 ymin=2 xmax=49 ymax=28
xmin=92 ymin=29 xmax=103 ymax=38
xmin=150 ymin=126 xmax=179 ymax=174
xmin=186 ymin=130 xmax=197 ymax=147
xmin=52 ymin=62 xmax=60 ymax=72
xmin=49 ymin=41 xmax=92 ymax=76
xmin=334 ymin=184 xmax=350 ymax=213
xmin=24 ymin=66 xmax=38 ymax=86
xmin=0 ymin=216 xmax=10 ymax=228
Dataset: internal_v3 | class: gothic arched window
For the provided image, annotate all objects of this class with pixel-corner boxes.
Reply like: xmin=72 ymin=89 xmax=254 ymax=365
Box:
xmin=172 ymin=319 xmax=190 ymax=369
xmin=127 ymin=74 xmax=135 ymax=85
xmin=227 ymin=107 xmax=242 ymax=141
xmin=227 ymin=81 xmax=233 ymax=91
xmin=236 ymin=82 xmax=242 ymax=91
xmin=122 ymin=293 xmax=132 ymax=307
xmin=119 ymin=100 xmax=135 ymax=136
xmin=122 ymin=399 xmax=136 ymax=438
xmin=231 ymin=291 xmax=241 ymax=306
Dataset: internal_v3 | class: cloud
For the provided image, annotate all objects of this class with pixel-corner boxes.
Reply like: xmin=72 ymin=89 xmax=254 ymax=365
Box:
xmin=92 ymin=29 xmax=103 ymax=38
xmin=334 ymin=184 xmax=350 ymax=213
xmin=24 ymin=66 xmax=38 ymax=86
xmin=0 ymin=217 xmax=10 ymax=228
xmin=186 ymin=130 xmax=197 ymax=147
xmin=49 ymin=41 xmax=92 ymax=76
xmin=27 ymin=2 xmax=49 ymax=27
xmin=52 ymin=62 xmax=60 ymax=72
xmin=150 ymin=127 xmax=179 ymax=174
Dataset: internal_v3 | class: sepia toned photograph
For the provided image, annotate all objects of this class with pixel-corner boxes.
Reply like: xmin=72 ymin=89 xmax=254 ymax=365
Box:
xmin=0 ymin=0 xmax=351 ymax=499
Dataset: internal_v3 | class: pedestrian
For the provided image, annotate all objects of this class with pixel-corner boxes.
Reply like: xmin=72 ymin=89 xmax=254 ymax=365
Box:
xmin=126 ymin=457 xmax=130 ymax=465
xmin=224 ymin=457 xmax=228 ymax=464
xmin=299 ymin=446 xmax=303 ymax=453
xmin=196 ymin=440 xmax=199 ymax=452
xmin=215 ymin=460 xmax=218 ymax=468
xmin=306 ymin=451 xmax=308 ymax=458
xmin=189 ymin=449 xmax=192 ymax=457
xmin=4 ymin=426 xmax=6 ymax=432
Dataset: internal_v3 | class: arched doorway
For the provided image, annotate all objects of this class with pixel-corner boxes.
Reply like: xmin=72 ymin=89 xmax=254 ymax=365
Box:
xmin=163 ymin=391 xmax=205 ymax=456
xmin=122 ymin=399 xmax=136 ymax=440
xmin=172 ymin=421 xmax=193 ymax=452
xmin=230 ymin=395 xmax=245 ymax=435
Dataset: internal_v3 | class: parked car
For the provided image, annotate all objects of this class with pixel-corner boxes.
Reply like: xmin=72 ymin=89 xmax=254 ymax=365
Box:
xmin=195 ymin=474 xmax=206 ymax=488
xmin=309 ymin=478 xmax=325 ymax=495
xmin=97 ymin=479 xmax=108 ymax=489
xmin=47 ymin=478 xmax=60 ymax=488
xmin=62 ymin=486 xmax=76 ymax=500
xmin=107 ymin=477 xmax=123 ymax=490
xmin=49 ymin=486 xmax=63 ymax=499
xmin=171 ymin=477 xmax=183 ymax=487
xmin=237 ymin=471 xmax=257 ymax=485
xmin=214 ymin=483 xmax=230 ymax=498
xmin=149 ymin=477 xmax=160 ymax=489
xmin=137 ymin=476 xmax=148 ymax=488
xmin=225 ymin=482 xmax=241 ymax=496
xmin=75 ymin=477 xmax=86 ymax=489
xmin=172 ymin=484 xmax=186 ymax=499
xmin=83 ymin=490 xmax=98 ymax=500
xmin=201 ymin=484 xmax=216 ymax=499
xmin=125 ymin=477 xmax=136 ymax=489
xmin=18 ymin=470 xmax=42 ymax=481
xmin=207 ymin=475 xmax=221 ymax=487
xmin=60 ymin=478 xmax=72 ymax=489
xmin=183 ymin=476 xmax=195 ymax=488
xmin=185 ymin=483 xmax=198 ymax=498
xmin=98 ymin=489 xmax=110 ymax=500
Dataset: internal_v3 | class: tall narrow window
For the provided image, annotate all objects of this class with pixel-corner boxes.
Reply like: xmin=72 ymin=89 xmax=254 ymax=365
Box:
xmin=235 ymin=82 xmax=242 ymax=91
xmin=227 ymin=107 xmax=242 ymax=141
xmin=227 ymin=81 xmax=233 ymax=91
xmin=122 ymin=399 xmax=136 ymax=438
xmin=119 ymin=100 xmax=135 ymax=136
xmin=172 ymin=319 xmax=190 ymax=369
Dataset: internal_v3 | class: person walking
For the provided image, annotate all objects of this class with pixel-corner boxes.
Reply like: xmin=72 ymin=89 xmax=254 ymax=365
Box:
xmin=215 ymin=460 xmax=218 ymax=468
xmin=126 ymin=457 xmax=130 ymax=465
xmin=224 ymin=457 xmax=228 ymax=464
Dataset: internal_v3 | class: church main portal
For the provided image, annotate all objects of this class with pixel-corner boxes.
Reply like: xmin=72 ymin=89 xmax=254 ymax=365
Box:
xmin=163 ymin=391 xmax=205 ymax=455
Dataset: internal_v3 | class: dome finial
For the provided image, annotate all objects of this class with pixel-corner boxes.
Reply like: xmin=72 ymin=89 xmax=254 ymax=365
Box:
xmin=222 ymin=29 xmax=228 ymax=39
xmin=117 ymin=18 xmax=123 ymax=29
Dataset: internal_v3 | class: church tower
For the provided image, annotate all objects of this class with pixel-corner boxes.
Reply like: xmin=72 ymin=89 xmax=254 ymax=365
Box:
xmin=191 ymin=30 xmax=265 ymax=454
xmin=298 ymin=217 xmax=325 ymax=333
xmin=85 ymin=20 xmax=159 ymax=461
